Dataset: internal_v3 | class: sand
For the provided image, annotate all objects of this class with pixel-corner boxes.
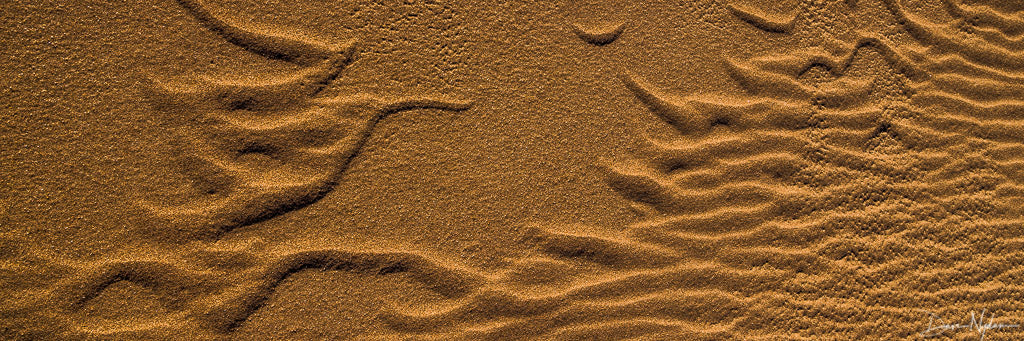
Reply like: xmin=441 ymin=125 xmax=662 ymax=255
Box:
xmin=2 ymin=0 xmax=1024 ymax=339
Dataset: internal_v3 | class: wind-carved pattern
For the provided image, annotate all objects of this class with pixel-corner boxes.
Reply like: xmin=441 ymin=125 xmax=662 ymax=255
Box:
xmin=15 ymin=0 xmax=1024 ymax=340
xmin=16 ymin=1 xmax=480 ymax=339
xmin=19 ymin=243 xmax=489 ymax=339
xmin=144 ymin=0 xmax=472 ymax=238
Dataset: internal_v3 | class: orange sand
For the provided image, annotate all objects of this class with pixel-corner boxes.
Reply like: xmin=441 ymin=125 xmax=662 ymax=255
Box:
xmin=2 ymin=0 xmax=1024 ymax=339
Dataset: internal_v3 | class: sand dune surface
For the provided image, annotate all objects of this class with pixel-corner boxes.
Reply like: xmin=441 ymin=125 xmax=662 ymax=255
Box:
xmin=3 ymin=0 xmax=1024 ymax=339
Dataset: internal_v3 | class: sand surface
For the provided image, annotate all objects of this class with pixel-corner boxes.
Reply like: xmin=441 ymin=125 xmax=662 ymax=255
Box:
xmin=3 ymin=0 xmax=1024 ymax=339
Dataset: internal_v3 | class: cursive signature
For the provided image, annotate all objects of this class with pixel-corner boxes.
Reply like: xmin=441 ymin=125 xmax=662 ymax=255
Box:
xmin=919 ymin=309 xmax=1019 ymax=340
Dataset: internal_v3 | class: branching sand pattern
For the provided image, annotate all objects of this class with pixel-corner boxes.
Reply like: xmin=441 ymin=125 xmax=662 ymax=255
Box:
xmin=10 ymin=0 xmax=478 ymax=339
xmin=144 ymin=0 xmax=471 ymax=239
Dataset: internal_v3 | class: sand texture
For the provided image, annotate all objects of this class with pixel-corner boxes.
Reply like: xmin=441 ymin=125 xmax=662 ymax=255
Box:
xmin=3 ymin=0 xmax=1024 ymax=339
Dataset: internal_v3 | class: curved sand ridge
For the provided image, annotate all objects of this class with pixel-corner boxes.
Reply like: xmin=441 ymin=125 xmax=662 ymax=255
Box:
xmin=7 ymin=0 xmax=1024 ymax=339
xmin=570 ymin=21 xmax=627 ymax=46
